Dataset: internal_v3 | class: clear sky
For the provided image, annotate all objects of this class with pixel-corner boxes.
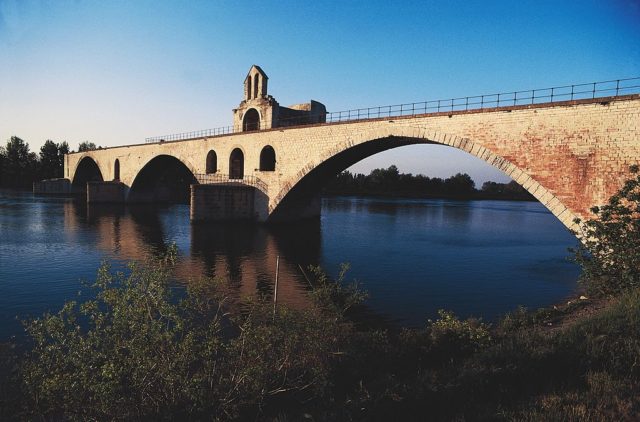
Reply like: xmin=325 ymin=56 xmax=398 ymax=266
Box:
xmin=1 ymin=0 xmax=638 ymax=184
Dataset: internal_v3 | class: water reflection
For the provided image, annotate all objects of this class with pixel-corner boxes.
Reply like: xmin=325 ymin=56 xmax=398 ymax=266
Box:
xmin=64 ymin=200 xmax=321 ymax=311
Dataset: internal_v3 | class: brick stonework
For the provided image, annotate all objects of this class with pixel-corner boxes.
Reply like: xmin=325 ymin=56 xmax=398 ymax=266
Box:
xmin=66 ymin=95 xmax=640 ymax=229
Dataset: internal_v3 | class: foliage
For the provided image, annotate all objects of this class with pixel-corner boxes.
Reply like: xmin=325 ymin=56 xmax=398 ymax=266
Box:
xmin=17 ymin=250 xmax=360 ymax=420
xmin=0 ymin=137 xmax=70 ymax=188
xmin=4 ymin=256 xmax=639 ymax=420
xmin=427 ymin=309 xmax=492 ymax=361
xmin=572 ymin=165 xmax=640 ymax=296
xmin=307 ymin=263 xmax=368 ymax=319
xmin=325 ymin=165 xmax=532 ymax=200
xmin=78 ymin=141 xmax=99 ymax=152
xmin=0 ymin=137 xmax=38 ymax=188
xmin=495 ymin=288 xmax=640 ymax=421
xmin=38 ymin=140 xmax=69 ymax=180
xmin=481 ymin=179 xmax=533 ymax=199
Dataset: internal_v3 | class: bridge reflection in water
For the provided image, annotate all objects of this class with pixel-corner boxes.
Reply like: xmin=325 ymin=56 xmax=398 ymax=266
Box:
xmin=64 ymin=200 xmax=320 ymax=310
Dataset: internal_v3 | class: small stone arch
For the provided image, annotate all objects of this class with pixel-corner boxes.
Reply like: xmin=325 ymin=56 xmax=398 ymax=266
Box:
xmin=206 ymin=150 xmax=217 ymax=174
xmin=113 ymin=158 xmax=120 ymax=181
xmin=229 ymin=148 xmax=244 ymax=179
xmin=259 ymin=145 xmax=276 ymax=171
xmin=243 ymin=108 xmax=260 ymax=132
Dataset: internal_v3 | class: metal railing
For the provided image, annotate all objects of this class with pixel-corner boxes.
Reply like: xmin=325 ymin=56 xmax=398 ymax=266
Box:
xmin=145 ymin=77 xmax=640 ymax=144
xmin=194 ymin=173 xmax=268 ymax=193
xmin=147 ymin=126 xmax=234 ymax=143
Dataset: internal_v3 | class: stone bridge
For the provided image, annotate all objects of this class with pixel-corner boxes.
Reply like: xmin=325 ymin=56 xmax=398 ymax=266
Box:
xmin=62 ymin=69 xmax=640 ymax=230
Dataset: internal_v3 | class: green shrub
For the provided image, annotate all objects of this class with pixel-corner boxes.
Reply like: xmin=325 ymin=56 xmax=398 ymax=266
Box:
xmin=18 ymin=250 xmax=360 ymax=420
xmin=573 ymin=165 xmax=640 ymax=296
xmin=427 ymin=310 xmax=492 ymax=363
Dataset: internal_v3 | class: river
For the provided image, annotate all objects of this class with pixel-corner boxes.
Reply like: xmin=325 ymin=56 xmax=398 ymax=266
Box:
xmin=0 ymin=190 xmax=580 ymax=340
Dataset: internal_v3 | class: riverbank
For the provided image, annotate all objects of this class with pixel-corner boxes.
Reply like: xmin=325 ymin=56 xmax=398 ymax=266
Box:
xmin=0 ymin=257 xmax=637 ymax=420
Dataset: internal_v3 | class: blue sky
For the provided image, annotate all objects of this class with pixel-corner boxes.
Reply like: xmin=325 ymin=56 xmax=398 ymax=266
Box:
xmin=1 ymin=0 xmax=638 ymax=184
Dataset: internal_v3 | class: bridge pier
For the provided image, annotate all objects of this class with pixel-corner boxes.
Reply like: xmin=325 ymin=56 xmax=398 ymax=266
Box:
xmin=33 ymin=178 xmax=72 ymax=195
xmin=87 ymin=181 xmax=126 ymax=204
xmin=190 ymin=183 xmax=269 ymax=222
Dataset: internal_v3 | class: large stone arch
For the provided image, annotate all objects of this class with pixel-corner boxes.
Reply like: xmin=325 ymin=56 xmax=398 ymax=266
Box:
xmin=128 ymin=154 xmax=197 ymax=203
xmin=269 ymin=126 xmax=578 ymax=230
xmin=71 ymin=155 xmax=104 ymax=193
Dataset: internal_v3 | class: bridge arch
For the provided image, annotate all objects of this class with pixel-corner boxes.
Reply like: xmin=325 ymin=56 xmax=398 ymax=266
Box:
xmin=229 ymin=148 xmax=245 ymax=179
xmin=71 ymin=156 xmax=104 ymax=193
xmin=128 ymin=154 xmax=197 ymax=203
xmin=206 ymin=150 xmax=217 ymax=174
xmin=259 ymin=145 xmax=276 ymax=171
xmin=269 ymin=127 xmax=578 ymax=230
xmin=114 ymin=159 xmax=120 ymax=181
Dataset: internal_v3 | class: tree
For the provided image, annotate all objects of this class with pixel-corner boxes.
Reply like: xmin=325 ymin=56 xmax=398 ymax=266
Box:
xmin=77 ymin=141 xmax=98 ymax=152
xmin=0 ymin=146 xmax=5 ymax=186
xmin=58 ymin=141 xmax=69 ymax=178
xmin=1 ymin=137 xmax=38 ymax=188
xmin=573 ymin=165 xmax=640 ymax=295
xmin=444 ymin=173 xmax=475 ymax=195
xmin=38 ymin=140 xmax=60 ymax=180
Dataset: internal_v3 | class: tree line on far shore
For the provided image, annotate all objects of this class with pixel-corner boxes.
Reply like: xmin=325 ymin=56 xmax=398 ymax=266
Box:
xmin=324 ymin=165 xmax=535 ymax=200
xmin=0 ymin=137 xmax=99 ymax=189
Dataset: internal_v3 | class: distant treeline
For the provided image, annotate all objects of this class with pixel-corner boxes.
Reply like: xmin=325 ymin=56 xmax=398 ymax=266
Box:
xmin=324 ymin=165 xmax=535 ymax=201
xmin=0 ymin=137 xmax=100 ymax=189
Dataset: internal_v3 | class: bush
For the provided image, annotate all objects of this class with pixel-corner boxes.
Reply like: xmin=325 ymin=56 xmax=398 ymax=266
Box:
xmin=18 ymin=250 xmax=361 ymax=420
xmin=573 ymin=165 xmax=640 ymax=296
xmin=427 ymin=310 xmax=492 ymax=363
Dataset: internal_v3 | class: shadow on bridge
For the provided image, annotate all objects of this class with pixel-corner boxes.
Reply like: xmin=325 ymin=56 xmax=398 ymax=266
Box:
xmin=128 ymin=155 xmax=197 ymax=204
xmin=72 ymin=156 xmax=103 ymax=194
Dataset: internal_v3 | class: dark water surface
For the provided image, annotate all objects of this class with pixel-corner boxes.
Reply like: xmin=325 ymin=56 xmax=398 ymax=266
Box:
xmin=0 ymin=190 xmax=580 ymax=339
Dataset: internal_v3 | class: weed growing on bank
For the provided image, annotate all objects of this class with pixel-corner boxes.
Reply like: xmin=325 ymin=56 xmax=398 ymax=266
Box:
xmin=572 ymin=165 xmax=640 ymax=296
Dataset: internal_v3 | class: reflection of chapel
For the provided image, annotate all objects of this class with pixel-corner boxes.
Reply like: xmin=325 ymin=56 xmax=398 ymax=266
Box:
xmin=233 ymin=65 xmax=326 ymax=132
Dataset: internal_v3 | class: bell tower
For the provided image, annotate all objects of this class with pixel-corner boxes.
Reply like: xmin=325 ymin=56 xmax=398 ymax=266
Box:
xmin=233 ymin=65 xmax=278 ymax=132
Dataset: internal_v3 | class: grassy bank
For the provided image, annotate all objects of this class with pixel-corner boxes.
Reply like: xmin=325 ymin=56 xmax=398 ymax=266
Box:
xmin=0 ymin=257 xmax=638 ymax=421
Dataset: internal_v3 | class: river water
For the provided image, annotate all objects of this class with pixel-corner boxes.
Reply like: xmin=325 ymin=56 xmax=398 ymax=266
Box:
xmin=0 ymin=190 xmax=580 ymax=339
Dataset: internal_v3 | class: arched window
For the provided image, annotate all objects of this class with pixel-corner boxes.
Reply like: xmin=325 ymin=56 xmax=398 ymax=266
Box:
xmin=206 ymin=150 xmax=217 ymax=174
xmin=259 ymin=145 xmax=276 ymax=171
xmin=229 ymin=148 xmax=244 ymax=179
xmin=247 ymin=77 xmax=252 ymax=100
xmin=114 ymin=159 xmax=120 ymax=181
xmin=243 ymin=108 xmax=260 ymax=132
xmin=253 ymin=73 xmax=259 ymax=98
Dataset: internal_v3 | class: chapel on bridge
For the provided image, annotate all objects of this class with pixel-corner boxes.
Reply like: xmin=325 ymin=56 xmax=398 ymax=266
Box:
xmin=232 ymin=65 xmax=326 ymax=132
